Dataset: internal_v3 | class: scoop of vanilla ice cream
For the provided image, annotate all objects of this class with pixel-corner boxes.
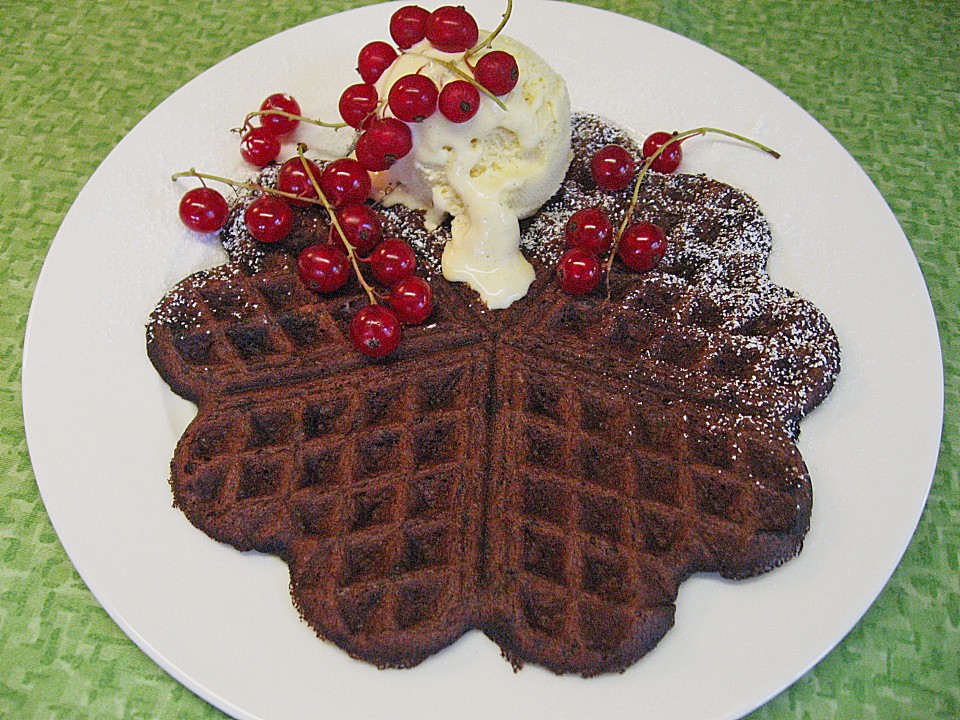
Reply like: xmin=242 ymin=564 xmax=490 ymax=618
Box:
xmin=372 ymin=33 xmax=571 ymax=309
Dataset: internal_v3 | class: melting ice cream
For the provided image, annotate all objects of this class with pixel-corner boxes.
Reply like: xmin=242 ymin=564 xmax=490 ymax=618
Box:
xmin=372 ymin=33 xmax=572 ymax=309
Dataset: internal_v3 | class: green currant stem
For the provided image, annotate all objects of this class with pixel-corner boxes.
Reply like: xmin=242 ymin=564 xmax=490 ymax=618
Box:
xmin=173 ymin=164 xmax=377 ymax=304
xmin=172 ymin=168 xmax=322 ymax=205
xmin=242 ymin=108 xmax=348 ymax=132
xmin=296 ymin=145 xmax=378 ymax=306
xmin=408 ymin=52 xmax=508 ymax=111
xmin=360 ymin=98 xmax=389 ymax=135
xmin=603 ymin=126 xmax=780 ymax=294
xmin=464 ymin=0 xmax=513 ymax=60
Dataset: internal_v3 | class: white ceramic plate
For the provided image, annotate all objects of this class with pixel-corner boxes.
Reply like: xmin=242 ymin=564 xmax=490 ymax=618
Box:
xmin=23 ymin=1 xmax=943 ymax=718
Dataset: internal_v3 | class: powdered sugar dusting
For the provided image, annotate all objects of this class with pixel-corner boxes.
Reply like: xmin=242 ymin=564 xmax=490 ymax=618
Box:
xmin=150 ymin=112 xmax=839 ymax=431
xmin=144 ymin=112 xmax=842 ymax=675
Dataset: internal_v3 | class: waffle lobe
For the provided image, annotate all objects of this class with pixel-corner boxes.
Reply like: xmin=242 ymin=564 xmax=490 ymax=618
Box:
xmin=146 ymin=114 xmax=840 ymax=676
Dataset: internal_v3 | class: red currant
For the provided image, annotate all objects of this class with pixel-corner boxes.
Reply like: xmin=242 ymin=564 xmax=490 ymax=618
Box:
xmin=239 ymin=126 xmax=281 ymax=167
xmin=338 ymin=83 xmax=379 ymax=130
xmin=244 ymin=194 xmax=293 ymax=243
xmin=438 ymin=80 xmax=480 ymax=123
xmin=556 ymin=248 xmax=602 ymax=294
xmin=178 ymin=187 xmax=229 ymax=233
xmin=591 ymin=145 xmax=636 ymax=191
xmin=351 ymin=304 xmax=402 ymax=357
xmin=298 ymin=243 xmax=350 ymax=293
xmin=564 ymin=207 xmax=613 ymax=254
xmin=356 ymin=118 xmax=413 ymax=171
xmin=425 ymin=6 xmax=479 ymax=53
xmin=618 ymin=222 xmax=667 ymax=272
xmin=388 ymin=73 xmax=439 ymax=123
xmin=259 ymin=93 xmax=301 ymax=136
xmin=320 ymin=158 xmax=371 ymax=207
xmin=473 ymin=51 xmax=519 ymax=96
xmin=389 ymin=276 xmax=433 ymax=324
xmin=370 ymin=238 xmax=417 ymax=286
xmin=390 ymin=5 xmax=430 ymax=50
xmin=642 ymin=131 xmax=683 ymax=173
xmin=334 ymin=204 xmax=382 ymax=255
xmin=277 ymin=157 xmax=321 ymax=206
xmin=357 ymin=41 xmax=397 ymax=84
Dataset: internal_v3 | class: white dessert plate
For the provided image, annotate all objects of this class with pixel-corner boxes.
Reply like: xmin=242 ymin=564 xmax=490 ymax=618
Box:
xmin=22 ymin=1 xmax=943 ymax=719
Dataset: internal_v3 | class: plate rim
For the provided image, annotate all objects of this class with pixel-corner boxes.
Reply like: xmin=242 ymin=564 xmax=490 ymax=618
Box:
xmin=22 ymin=2 xmax=944 ymax=719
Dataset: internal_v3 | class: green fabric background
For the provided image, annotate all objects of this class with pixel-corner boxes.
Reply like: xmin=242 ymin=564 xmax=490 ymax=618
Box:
xmin=2 ymin=0 xmax=957 ymax=717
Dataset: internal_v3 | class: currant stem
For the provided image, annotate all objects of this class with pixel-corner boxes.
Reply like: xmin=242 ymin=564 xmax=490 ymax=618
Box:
xmin=464 ymin=0 xmax=513 ymax=60
xmin=173 ymin=163 xmax=377 ymax=304
xmin=683 ymin=127 xmax=781 ymax=159
xmin=406 ymin=53 xmax=508 ymax=111
xmin=242 ymin=108 xmax=348 ymax=132
xmin=172 ymin=168 xmax=322 ymax=206
xmin=296 ymin=145 xmax=379 ymax=306
xmin=603 ymin=127 xmax=780 ymax=294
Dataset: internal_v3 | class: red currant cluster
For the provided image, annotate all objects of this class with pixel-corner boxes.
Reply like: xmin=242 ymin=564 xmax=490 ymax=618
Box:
xmin=176 ymin=97 xmax=434 ymax=358
xmin=555 ymin=132 xmax=680 ymax=295
xmin=175 ymin=0 xmax=780 ymax=355
xmin=239 ymin=93 xmax=304 ymax=168
xmin=176 ymin=90 xmax=319 ymax=236
xmin=555 ymin=125 xmax=781 ymax=295
xmin=175 ymin=3 xmax=526 ymax=358
xmin=340 ymin=3 xmax=519 ymax=172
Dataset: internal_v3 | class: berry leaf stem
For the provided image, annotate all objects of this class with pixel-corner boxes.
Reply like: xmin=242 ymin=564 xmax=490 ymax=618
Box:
xmin=296 ymin=146 xmax=379 ymax=305
xmin=604 ymin=127 xmax=780 ymax=290
xmin=464 ymin=0 xmax=513 ymax=60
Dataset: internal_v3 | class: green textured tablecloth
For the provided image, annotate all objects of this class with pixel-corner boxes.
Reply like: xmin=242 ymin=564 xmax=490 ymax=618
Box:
xmin=3 ymin=0 xmax=957 ymax=717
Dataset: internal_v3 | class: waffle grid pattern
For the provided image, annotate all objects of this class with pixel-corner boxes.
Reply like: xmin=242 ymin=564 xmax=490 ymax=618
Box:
xmin=510 ymin=269 xmax=837 ymax=430
xmin=482 ymin=346 xmax=809 ymax=673
xmin=146 ymin=121 xmax=839 ymax=675
xmin=175 ymin=348 xmax=491 ymax=664
xmin=149 ymin=261 xmax=484 ymax=401
xmin=7 ymin=0 xmax=956 ymax=715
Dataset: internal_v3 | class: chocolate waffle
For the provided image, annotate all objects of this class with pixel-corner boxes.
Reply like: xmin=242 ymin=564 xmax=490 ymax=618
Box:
xmin=147 ymin=113 xmax=840 ymax=675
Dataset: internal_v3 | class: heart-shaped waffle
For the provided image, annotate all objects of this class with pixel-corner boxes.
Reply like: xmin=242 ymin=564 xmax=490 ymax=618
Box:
xmin=147 ymin=114 xmax=840 ymax=675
